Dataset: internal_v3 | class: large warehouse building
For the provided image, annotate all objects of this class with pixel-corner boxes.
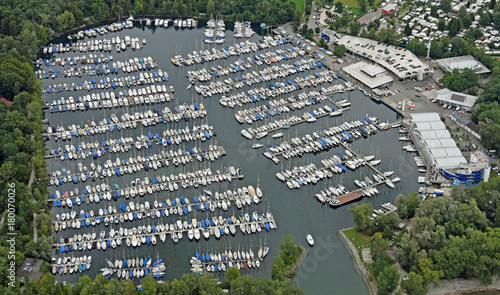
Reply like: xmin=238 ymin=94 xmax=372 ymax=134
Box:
xmin=342 ymin=61 xmax=394 ymax=89
xmin=409 ymin=113 xmax=490 ymax=185
xmin=435 ymin=55 xmax=491 ymax=77
xmin=334 ymin=35 xmax=433 ymax=82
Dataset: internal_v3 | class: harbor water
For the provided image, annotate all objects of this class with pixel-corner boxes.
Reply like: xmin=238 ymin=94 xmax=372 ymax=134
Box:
xmin=43 ymin=21 xmax=421 ymax=294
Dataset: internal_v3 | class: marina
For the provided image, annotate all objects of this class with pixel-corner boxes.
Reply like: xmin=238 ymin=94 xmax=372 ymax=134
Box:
xmin=53 ymin=184 xmax=264 ymax=231
xmin=53 ymin=210 xmax=277 ymax=252
xmin=262 ymin=117 xmax=380 ymax=161
xmin=41 ymin=21 xmax=421 ymax=293
xmin=100 ymin=257 xmax=167 ymax=279
xmin=49 ymin=165 xmax=243 ymax=205
xmin=190 ymin=245 xmax=268 ymax=273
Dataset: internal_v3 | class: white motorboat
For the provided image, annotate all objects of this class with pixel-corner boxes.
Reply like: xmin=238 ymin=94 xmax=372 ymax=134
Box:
xmin=306 ymin=234 xmax=314 ymax=246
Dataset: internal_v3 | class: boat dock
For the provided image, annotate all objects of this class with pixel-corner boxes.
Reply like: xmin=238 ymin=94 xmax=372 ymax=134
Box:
xmin=47 ymin=146 xmax=226 ymax=185
xmin=45 ymin=108 xmax=207 ymax=138
xmin=47 ymin=165 xmax=243 ymax=205
xmin=53 ymin=184 xmax=261 ymax=231
xmin=53 ymin=211 xmax=277 ymax=252
xmin=264 ymin=117 xmax=380 ymax=160
xmin=338 ymin=141 xmax=383 ymax=176
xmin=235 ymin=86 xmax=347 ymax=125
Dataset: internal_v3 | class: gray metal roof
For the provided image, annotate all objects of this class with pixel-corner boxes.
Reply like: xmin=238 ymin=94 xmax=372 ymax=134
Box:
xmin=436 ymin=55 xmax=491 ymax=75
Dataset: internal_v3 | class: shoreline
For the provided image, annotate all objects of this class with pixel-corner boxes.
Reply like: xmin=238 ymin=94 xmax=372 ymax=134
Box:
xmin=427 ymin=276 xmax=500 ymax=295
xmin=288 ymin=245 xmax=307 ymax=278
xmin=339 ymin=228 xmax=377 ymax=295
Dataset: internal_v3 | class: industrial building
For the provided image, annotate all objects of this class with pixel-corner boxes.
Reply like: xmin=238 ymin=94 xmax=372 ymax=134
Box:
xmin=342 ymin=62 xmax=394 ymax=89
xmin=409 ymin=112 xmax=490 ymax=185
xmin=334 ymin=35 xmax=433 ymax=82
xmin=435 ymin=55 xmax=491 ymax=77
xmin=382 ymin=3 xmax=398 ymax=15
xmin=435 ymin=88 xmax=479 ymax=112
xmin=449 ymin=111 xmax=481 ymax=139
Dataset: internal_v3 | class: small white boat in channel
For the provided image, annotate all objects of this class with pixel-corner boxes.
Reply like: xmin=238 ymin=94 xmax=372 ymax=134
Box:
xmin=252 ymin=143 xmax=263 ymax=149
xmin=306 ymin=234 xmax=314 ymax=246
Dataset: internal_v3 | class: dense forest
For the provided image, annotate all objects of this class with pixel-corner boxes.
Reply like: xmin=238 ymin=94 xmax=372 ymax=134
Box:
xmin=0 ymin=0 xmax=302 ymax=293
xmin=350 ymin=175 xmax=500 ymax=295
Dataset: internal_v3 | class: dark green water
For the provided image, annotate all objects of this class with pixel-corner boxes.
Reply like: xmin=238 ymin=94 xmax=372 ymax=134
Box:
xmin=43 ymin=22 xmax=420 ymax=294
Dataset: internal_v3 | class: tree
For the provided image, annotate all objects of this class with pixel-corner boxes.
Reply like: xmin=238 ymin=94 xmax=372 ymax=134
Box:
xmin=448 ymin=18 xmax=462 ymax=37
xmin=402 ymin=272 xmax=428 ymax=295
xmin=230 ymin=275 xmax=256 ymax=295
xmin=318 ymin=37 xmax=329 ymax=49
xmin=335 ymin=1 xmax=343 ymax=13
xmin=463 ymin=14 xmax=473 ymax=28
xmin=358 ymin=0 xmax=367 ymax=13
xmin=121 ymin=280 xmax=136 ymax=294
xmin=370 ymin=235 xmax=389 ymax=260
xmin=368 ymin=0 xmax=375 ymax=7
xmin=206 ymin=0 xmax=215 ymax=16
xmin=360 ymin=28 xmax=368 ymax=38
xmin=334 ymin=44 xmax=346 ymax=57
xmin=315 ymin=26 xmax=320 ymax=35
xmin=349 ymin=21 xmax=361 ymax=36
xmin=441 ymin=0 xmax=452 ymax=13
xmin=404 ymin=23 xmax=412 ymax=35
xmin=368 ymin=28 xmax=377 ymax=40
xmin=305 ymin=4 xmax=312 ymax=15
xmin=378 ymin=265 xmax=400 ymax=295
xmin=382 ymin=226 xmax=394 ymax=240
xmin=406 ymin=192 xmax=422 ymax=218
xmin=293 ymin=10 xmax=302 ymax=27
xmin=437 ymin=18 xmax=446 ymax=31
xmin=440 ymin=68 xmax=479 ymax=92
xmin=418 ymin=257 xmax=442 ymax=287
xmin=141 ymin=275 xmax=157 ymax=294
xmin=479 ymin=13 xmax=491 ymax=27
xmin=104 ymin=278 xmax=123 ymax=295
xmin=225 ymin=266 xmax=240 ymax=284
xmin=301 ymin=24 xmax=308 ymax=36
xmin=349 ymin=203 xmax=374 ymax=233
xmin=376 ymin=28 xmax=387 ymax=42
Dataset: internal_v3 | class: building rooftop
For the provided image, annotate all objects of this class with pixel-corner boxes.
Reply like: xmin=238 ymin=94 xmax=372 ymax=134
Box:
xmin=425 ymin=138 xmax=457 ymax=148
xmin=410 ymin=112 xmax=467 ymax=169
xmin=467 ymin=150 xmax=491 ymax=171
xmin=410 ymin=112 xmax=442 ymax=123
xmin=435 ymin=55 xmax=491 ymax=75
xmin=361 ymin=66 xmax=386 ymax=77
xmin=383 ymin=3 xmax=398 ymax=11
xmin=451 ymin=111 xmax=480 ymax=133
xmin=334 ymin=35 xmax=432 ymax=80
xmin=342 ymin=62 xmax=393 ymax=89
xmin=435 ymin=88 xmax=479 ymax=108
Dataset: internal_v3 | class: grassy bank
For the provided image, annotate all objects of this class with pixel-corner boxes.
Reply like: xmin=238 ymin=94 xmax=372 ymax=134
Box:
xmin=343 ymin=229 xmax=371 ymax=257
xmin=292 ymin=0 xmax=305 ymax=13
xmin=343 ymin=229 xmax=379 ymax=285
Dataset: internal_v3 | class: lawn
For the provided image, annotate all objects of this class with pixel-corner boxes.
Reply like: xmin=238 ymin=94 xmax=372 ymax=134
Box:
xmin=343 ymin=229 xmax=379 ymax=284
xmin=337 ymin=0 xmax=360 ymax=9
xmin=292 ymin=0 xmax=305 ymax=12
xmin=343 ymin=229 xmax=372 ymax=257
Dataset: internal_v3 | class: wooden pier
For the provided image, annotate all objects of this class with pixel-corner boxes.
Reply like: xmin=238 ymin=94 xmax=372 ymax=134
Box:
xmin=53 ymin=183 xmax=260 ymax=230
xmin=52 ymin=212 xmax=277 ymax=251
xmin=47 ymin=165 xmax=243 ymax=204
xmin=48 ymin=146 xmax=226 ymax=184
